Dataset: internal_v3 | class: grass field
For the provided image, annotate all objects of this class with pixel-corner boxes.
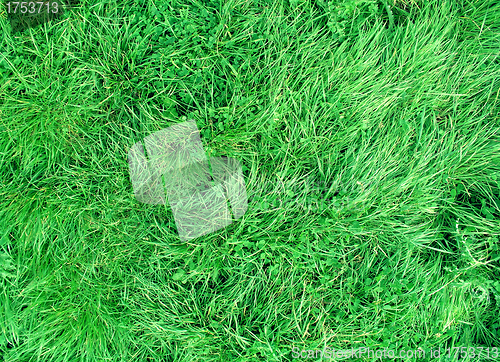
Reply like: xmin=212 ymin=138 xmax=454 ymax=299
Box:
xmin=1 ymin=0 xmax=500 ymax=360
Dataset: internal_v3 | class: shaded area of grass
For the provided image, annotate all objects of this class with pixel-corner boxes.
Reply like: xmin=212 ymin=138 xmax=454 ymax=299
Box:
xmin=1 ymin=0 xmax=499 ymax=360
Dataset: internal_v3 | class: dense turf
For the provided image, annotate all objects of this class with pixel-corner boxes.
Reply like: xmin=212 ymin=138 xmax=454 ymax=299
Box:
xmin=1 ymin=0 xmax=499 ymax=360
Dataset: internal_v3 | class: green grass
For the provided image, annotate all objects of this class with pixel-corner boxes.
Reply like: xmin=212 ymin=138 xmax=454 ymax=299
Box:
xmin=1 ymin=0 xmax=500 ymax=360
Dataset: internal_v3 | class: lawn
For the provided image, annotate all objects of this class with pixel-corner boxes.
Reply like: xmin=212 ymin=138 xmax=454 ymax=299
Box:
xmin=1 ymin=0 xmax=500 ymax=360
